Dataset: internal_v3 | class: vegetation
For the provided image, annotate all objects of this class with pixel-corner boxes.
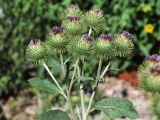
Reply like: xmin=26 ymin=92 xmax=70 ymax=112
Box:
xmin=26 ymin=5 xmax=138 ymax=120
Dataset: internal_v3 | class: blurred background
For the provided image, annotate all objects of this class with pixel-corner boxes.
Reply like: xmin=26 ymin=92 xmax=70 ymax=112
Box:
xmin=0 ymin=0 xmax=160 ymax=120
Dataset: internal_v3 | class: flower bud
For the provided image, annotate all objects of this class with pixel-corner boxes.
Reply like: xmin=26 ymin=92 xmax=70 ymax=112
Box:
xmin=113 ymin=31 xmax=134 ymax=57
xmin=62 ymin=16 xmax=87 ymax=35
xmin=46 ymin=26 xmax=68 ymax=53
xmin=84 ymin=9 xmax=105 ymax=33
xmin=63 ymin=5 xmax=82 ymax=18
xmin=70 ymin=34 xmax=91 ymax=57
xmin=139 ymin=54 xmax=160 ymax=92
xmin=93 ymin=34 xmax=115 ymax=59
xmin=26 ymin=38 xmax=47 ymax=65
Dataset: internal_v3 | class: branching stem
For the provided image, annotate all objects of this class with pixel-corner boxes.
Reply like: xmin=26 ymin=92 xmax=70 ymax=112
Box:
xmin=84 ymin=61 xmax=111 ymax=120
xmin=43 ymin=62 xmax=67 ymax=100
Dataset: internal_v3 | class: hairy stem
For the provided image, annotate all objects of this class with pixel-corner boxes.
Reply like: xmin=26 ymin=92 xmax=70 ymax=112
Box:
xmin=80 ymin=84 xmax=85 ymax=119
xmin=96 ymin=58 xmax=103 ymax=80
xmin=68 ymin=58 xmax=79 ymax=94
xmin=100 ymin=62 xmax=111 ymax=78
xmin=60 ymin=54 xmax=65 ymax=77
xmin=66 ymin=58 xmax=80 ymax=120
xmin=78 ymin=59 xmax=86 ymax=120
xmin=43 ymin=63 xmax=67 ymax=100
xmin=67 ymin=93 xmax=77 ymax=120
xmin=84 ymin=62 xmax=111 ymax=120
xmin=88 ymin=28 xmax=92 ymax=36
xmin=84 ymin=91 xmax=95 ymax=120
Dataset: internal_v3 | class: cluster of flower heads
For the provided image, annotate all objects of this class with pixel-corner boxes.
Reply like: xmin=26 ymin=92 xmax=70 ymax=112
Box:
xmin=139 ymin=54 xmax=160 ymax=93
xmin=26 ymin=5 xmax=134 ymax=65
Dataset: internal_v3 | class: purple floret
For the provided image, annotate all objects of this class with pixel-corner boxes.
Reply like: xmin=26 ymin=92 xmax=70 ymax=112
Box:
xmin=52 ymin=26 xmax=63 ymax=34
xmin=99 ymin=34 xmax=112 ymax=41
xmin=150 ymin=65 xmax=160 ymax=75
xmin=148 ymin=54 xmax=160 ymax=62
xmin=90 ymin=9 xmax=102 ymax=16
xmin=68 ymin=16 xmax=80 ymax=22
xmin=28 ymin=38 xmax=38 ymax=47
xmin=121 ymin=31 xmax=132 ymax=40
xmin=81 ymin=34 xmax=92 ymax=42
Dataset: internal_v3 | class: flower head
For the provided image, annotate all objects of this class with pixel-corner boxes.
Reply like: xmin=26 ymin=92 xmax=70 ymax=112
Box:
xmin=144 ymin=24 xmax=154 ymax=33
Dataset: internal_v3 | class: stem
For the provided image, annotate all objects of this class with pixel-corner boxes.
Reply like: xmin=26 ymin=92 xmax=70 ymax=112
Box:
xmin=78 ymin=58 xmax=85 ymax=119
xmin=84 ymin=62 xmax=111 ymax=120
xmin=66 ymin=58 xmax=79 ymax=120
xmin=60 ymin=54 xmax=65 ymax=77
xmin=88 ymin=28 xmax=92 ymax=36
xmin=96 ymin=58 xmax=103 ymax=79
xmin=68 ymin=58 xmax=79 ymax=94
xmin=67 ymin=94 xmax=77 ymax=120
xmin=80 ymin=84 xmax=85 ymax=120
xmin=84 ymin=91 xmax=95 ymax=120
xmin=43 ymin=63 xmax=67 ymax=100
xmin=76 ymin=106 xmax=82 ymax=120
xmin=100 ymin=62 xmax=111 ymax=78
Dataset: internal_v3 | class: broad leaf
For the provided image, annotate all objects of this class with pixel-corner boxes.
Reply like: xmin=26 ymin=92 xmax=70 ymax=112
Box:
xmin=39 ymin=109 xmax=71 ymax=120
xmin=28 ymin=77 xmax=59 ymax=93
xmin=95 ymin=97 xmax=138 ymax=120
xmin=77 ymin=77 xmax=94 ymax=82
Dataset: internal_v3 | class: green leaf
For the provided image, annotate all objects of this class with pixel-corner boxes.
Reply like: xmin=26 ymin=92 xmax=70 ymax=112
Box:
xmin=77 ymin=77 xmax=94 ymax=82
xmin=28 ymin=77 xmax=59 ymax=93
xmin=95 ymin=97 xmax=138 ymax=120
xmin=39 ymin=109 xmax=71 ymax=120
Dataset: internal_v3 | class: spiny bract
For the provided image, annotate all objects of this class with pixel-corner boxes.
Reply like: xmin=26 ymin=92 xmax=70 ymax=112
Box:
xmin=69 ymin=34 xmax=91 ymax=58
xmin=84 ymin=9 xmax=105 ymax=33
xmin=46 ymin=26 xmax=68 ymax=54
xmin=62 ymin=16 xmax=87 ymax=35
xmin=94 ymin=34 xmax=115 ymax=59
xmin=113 ymin=31 xmax=134 ymax=57
xmin=26 ymin=39 xmax=47 ymax=65
xmin=138 ymin=54 xmax=160 ymax=92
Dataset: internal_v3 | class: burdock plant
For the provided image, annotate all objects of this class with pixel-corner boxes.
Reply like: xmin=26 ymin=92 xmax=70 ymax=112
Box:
xmin=26 ymin=5 xmax=138 ymax=120
xmin=139 ymin=54 xmax=160 ymax=119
